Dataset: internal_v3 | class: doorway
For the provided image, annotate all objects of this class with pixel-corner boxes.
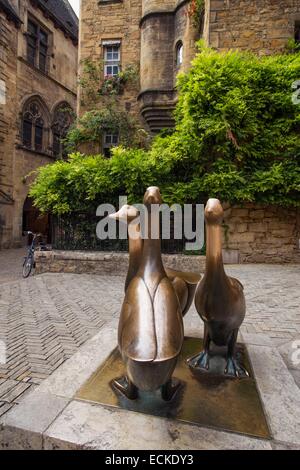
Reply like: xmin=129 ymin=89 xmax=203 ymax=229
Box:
xmin=22 ymin=196 xmax=51 ymax=244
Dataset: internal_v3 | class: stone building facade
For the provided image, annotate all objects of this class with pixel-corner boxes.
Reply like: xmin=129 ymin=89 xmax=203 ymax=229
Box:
xmin=0 ymin=0 xmax=78 ymax=248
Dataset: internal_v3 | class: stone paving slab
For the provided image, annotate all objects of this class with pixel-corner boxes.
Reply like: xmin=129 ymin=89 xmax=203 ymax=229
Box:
xmin=1 ymin=320 xmax=300 ymax=450
xmin=43 ymin=401 xmax=272 ymax=451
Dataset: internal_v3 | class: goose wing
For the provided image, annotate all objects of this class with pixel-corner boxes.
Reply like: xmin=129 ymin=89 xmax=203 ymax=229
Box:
xmin=166 ymin=268 xmax=201 ymax=285
xmin=171 ymin=276 xmax=189 ymax=315
xmin=120 ymin=276 xmax=156 ymax=362
xmin=228 ymin=276 xmax=244 ymax=291
xmin=153 ymin=277 xmax=184 ymax=361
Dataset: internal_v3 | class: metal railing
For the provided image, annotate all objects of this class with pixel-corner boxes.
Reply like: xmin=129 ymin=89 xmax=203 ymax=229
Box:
xmin=52 ymin=212 xmax=205 ymax=255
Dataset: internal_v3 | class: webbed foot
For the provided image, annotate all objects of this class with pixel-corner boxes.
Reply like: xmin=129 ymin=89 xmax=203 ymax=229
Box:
xmin=187 ymin=350 xmax=210 ymax=370
xmin=161 ymin=378 xmax=181 ymax=402
xmin=112 ymin=376 xmax=139 ymax=400
xmin=224 ymin=357 xmax=249 ymax=378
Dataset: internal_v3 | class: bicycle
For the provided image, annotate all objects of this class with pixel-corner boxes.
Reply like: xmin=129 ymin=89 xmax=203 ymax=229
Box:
xmin=22 ymin=231 xmax=48 ymax=278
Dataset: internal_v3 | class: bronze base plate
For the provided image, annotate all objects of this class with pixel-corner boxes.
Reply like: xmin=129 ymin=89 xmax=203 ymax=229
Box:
xmin=76 ymin=337 xmax=271 ymax=439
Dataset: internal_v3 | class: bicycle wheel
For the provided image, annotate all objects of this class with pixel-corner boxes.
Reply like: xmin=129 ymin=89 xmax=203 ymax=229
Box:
xmin=22 ymin=254 xmax=34 ymax=278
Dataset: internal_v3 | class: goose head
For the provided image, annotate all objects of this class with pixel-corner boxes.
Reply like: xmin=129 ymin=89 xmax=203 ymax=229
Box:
xmin=205 ymin=198 xmax=224 ymax=225
xmin=143 ymin=186 xmax=162 ymax=206
xmin=109 ymin=204 xmax=139 ymax=224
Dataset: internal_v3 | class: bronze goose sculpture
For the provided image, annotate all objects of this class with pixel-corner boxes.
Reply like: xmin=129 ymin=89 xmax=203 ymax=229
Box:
xmin=109 ymin=204 xmax=201 ymax=316
xmin=113 ymin=187 xmax=184 ymax=401
xmin=188 ymin=198 xmax=248 ymax=378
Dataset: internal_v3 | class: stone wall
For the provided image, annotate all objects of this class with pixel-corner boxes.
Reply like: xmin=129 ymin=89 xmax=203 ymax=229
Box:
xmin=0 ymin=9 xmax=18 ymax=247
xmin=206 ymin=0 xmax=300 ymax=53
xmin=223 ymin=204 xmax=300 ymax=263
xmin=35 ymin=250 xmax=206 ymax=275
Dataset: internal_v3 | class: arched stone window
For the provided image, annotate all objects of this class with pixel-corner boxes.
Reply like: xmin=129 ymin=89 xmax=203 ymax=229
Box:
xmin=176 ymin=41 xmax=183 ymax=68
xmin=51 ymin=103 xmax=73 ymax=158
xmin=22 ymin=98 xmax=49 ymax=152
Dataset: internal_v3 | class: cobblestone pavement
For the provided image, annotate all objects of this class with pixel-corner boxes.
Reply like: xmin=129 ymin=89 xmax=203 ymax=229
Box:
xmin=0 ymin=262 xmax=299 ymax=420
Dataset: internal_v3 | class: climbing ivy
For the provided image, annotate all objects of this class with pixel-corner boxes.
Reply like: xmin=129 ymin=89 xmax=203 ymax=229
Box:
xmin=64 ymin=58 xmax=145 ymax=152
xmin=62 ymin=107 xmax=148 ymax=153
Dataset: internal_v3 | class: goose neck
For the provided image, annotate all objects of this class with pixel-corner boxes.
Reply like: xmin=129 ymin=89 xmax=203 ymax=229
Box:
xmin=205 ymin=223 xmax=226 ymax=277
xmin=140 ymin=207 xmax=164 ymax=273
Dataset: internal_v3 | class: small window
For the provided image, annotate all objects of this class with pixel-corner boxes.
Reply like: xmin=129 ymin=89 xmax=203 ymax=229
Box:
xmin=295 ymin=21 xmax=300 ymax=44
xmin=104 ymin=44 xmax=120 ymax=77
xmin=26 ymin=18 xmax=49 ymax=73
xmin=176 ymin=42 xmax=183 ymax=68
xmin=103 ymin=132 xmax=119 ymax=158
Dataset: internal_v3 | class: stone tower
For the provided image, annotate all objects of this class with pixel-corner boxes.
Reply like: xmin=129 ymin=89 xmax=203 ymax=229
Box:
xmin=139 ymin=1 xmax=199 ymax=131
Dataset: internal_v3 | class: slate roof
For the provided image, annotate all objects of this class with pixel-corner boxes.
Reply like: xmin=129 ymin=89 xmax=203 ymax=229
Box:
xmin=0 ymin=1 xmax=78 ymax=42
xmin=0 ymin=0 xmax=22 ymax=26
xmin=37 ymin=1 xmax=79 ymax=43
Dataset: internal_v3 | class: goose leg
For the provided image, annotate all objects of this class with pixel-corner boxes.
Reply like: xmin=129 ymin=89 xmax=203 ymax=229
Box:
xmin=112 ymin=376 xmax=139 ymax=400
xmin=161 ymin=378 xmax=181 ymax=402
xmin=187 ymin=324 xmax=211 ymax=370
xmin=224 ymin=329 xmax=249 ymax=378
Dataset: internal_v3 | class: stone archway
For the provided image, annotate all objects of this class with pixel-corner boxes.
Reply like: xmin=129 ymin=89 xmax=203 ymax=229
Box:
xmin=22 ymin=196 xmax=51 ymax=244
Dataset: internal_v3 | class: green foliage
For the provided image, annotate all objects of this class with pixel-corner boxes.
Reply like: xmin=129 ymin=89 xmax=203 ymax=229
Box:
xmin=29 ymin=149 xmax=151 ymax=214
xmin=188 ymin=0 xmax=205 ymax=28
xmin=78 ymin=58 xmax=103 ymax=105
xmin=99 ymin=65 xmax=139 ymax=96
xmin=286 ymin=38 xmax=300 ymax=54
xmin=62 ymin=107 xmax=148 ymax=153
xmin=30 ymin=47 xmax=300 ymax=214
xmin=67 ymin=58 xmax=144 ymax=153
xmin=79 ymin=59 xmax=139 ymax=103
xmin=167 ymin=46 xmax=300 ymax=206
